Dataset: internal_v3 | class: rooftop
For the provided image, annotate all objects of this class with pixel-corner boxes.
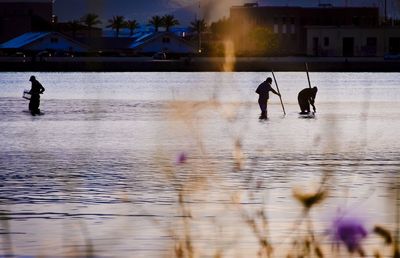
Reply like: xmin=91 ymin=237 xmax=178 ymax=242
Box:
xmin=231 ymin=4 xmax=378 ymax=9
xmin=0 ymin=32 xmax=50 ymax=49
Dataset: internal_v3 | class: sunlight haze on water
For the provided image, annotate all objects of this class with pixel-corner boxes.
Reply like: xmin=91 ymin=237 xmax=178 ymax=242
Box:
xmin=0 ymin=72 xmax=399 ymax=257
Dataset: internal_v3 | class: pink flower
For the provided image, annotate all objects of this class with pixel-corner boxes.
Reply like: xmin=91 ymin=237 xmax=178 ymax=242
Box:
xmin=176 ymin=152 xmax=187 ymax=164
xmin=332 ymin=215 xmax=368 ymax=252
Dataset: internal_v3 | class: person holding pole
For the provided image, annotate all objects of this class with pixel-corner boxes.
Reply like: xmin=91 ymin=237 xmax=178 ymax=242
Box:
xmin=255 ymin=77 xmax=281 ymax=119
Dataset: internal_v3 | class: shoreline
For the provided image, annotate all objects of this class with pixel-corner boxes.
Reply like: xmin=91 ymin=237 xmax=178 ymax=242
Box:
xmin=1 ymin=56 xmax=400 ymax=72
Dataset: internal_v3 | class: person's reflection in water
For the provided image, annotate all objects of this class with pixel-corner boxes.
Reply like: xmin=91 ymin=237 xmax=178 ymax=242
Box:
xmin=28 ymin=75 xmax=45 ymax=116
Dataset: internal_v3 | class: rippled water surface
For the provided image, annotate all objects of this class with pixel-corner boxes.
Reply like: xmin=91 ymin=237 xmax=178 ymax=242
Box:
xmin=0 ymin=72 xmax=399 ymax=257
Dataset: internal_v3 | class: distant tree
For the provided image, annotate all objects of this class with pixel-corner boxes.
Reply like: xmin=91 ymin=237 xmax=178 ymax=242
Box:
xmin=107 ymin=15 xmax=126 ymax=38
xmin=162 ymin=15 xmax=179 ymax=32
xmin=210 ymin=17 xmax=233 ymax=40
xmin=189 ymin=18 xmax=207 ymax=34
xmin=190 ymin=18 xmax=207 ymax=53
xmin=148 ymin=15 xmax=164 ymax=32
xmin=126 ymin=19 xmax=139 ymax=36
xmin=66 ymin=20 xmax=81 ymax=38
xmin=81 ymin=13 xmax=101 ymax=37
xmin=81 ymin=13 xmax=102 ymax=29
xmin=246 ymin=27 xmax=278 ymax=55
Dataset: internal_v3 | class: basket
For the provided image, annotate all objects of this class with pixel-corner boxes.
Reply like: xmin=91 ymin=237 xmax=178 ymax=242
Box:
xmin=22 ymin=90 xmax=31 ymax=100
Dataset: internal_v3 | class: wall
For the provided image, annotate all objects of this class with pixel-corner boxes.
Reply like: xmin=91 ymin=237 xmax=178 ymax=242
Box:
xmin=25 ymin=33 xmax=86 ymax=52
xmin=136 ymin=35 xmax=195 ymax=54
xmin=0 ymin=1 xmax=53 ymax=43
xmin=229 ymin=5 xmax=379 ymax=56
xmin=307 ymin=27 xmax=400 ymax=57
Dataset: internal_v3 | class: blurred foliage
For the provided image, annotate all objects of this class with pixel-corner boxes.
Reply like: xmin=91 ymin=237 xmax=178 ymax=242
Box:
xmin=207 ymin=18 xmax=279 ymax=57
xmin=210 ymin=17 xmax=233 ymax=40
xmin=243 ymin=27 xmax=279 ymax=56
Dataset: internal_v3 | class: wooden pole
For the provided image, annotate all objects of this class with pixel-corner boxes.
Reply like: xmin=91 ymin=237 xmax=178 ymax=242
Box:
xmin=305 ymin=63 xmax=317 ymax=113
xmin=271 ymin=70 xmax=286 ymax=116
xmin=305 ymin=62 xmax=312 ymax=89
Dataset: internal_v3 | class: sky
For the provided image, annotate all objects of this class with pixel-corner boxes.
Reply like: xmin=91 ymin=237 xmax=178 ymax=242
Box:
xmin=50 ymin=0 xmax=398 ymax=26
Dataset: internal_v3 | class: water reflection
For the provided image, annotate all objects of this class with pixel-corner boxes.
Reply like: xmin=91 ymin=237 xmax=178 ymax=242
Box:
xmin=0 ymin=72 xmax=399 ymax=257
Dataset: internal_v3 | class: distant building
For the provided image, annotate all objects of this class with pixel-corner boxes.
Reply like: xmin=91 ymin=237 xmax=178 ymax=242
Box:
xmin=78 ymin=37 xmax=133 ymax=55
xmin=307 ymin=26 xmax=400 ymax=57
xmin=0 ymin=31 xmax=89 ymax=53
xmin=0 ymin=0 xmax=54 ymax=43
xmin=72 ymin=31 xmax=196 ymax=56
xmin=130 ymin=32 xmax=196 ymax=55
xmin=57 ymin=22 xmax=102 ymax=39
xmin=102 ymin=26 xmax=190 ymax=39
xmin=230 ymin=4 xmax=380 ymax=55
xmin=0 ymin=30 xmax=196 ymax=57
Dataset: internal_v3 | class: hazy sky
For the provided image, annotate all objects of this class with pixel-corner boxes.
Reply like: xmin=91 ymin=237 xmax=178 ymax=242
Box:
xmin=51 ymin=0 xmax=396 ymax=26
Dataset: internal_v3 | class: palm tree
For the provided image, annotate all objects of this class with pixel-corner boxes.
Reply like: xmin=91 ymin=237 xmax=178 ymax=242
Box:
xmin=190 ymin=19 xmax=207 ymax=53
xmin=81 ymin=13 xmax=101 ymax=37
xmin=148 ymin=15 xmax=164 ymax=32
xmin=126 ymin=19 xmax=139 ymax=36
xmin=107 ymin=15 xmax=126 ymax=38
xmin=162 ymin=15 xmax=179 ymax=32
xmin=189 ymin=18 xmax=207 ymax=34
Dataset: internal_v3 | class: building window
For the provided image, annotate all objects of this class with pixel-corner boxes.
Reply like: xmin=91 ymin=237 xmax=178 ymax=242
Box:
xmin=273 ymin=18 xmax=279 ymax=34
xmin=366 ymin=37 xmax=377 ymax=47
xmin=389 ymin=37 xmax=400 ymax=53
xmin=162 ymin=37 xmax=170 ymax=43
xmin=352 ymin=16 xmax=360 ymax=26
xmin=365 ymin=37 xmax=377 ymax=56
xmin=324 ymin=37 xmax=329 ymax=46
xmin=282 ymin=24 xmax=287 ymax=34
xmin=274 ymin=24 xmax=279 ymax=33
xmin=290 ymin=17 xmax=295 ymax=34
xmin=282 ymin=17 xmax=287 ymax=34
xmin=50 ymin=37 xmax=58 ymax=43
xmin=313 ymin=37 xmax=319 ymax=56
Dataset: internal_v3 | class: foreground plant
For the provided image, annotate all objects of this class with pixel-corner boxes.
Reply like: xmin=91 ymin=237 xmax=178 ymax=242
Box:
xmin=331 ymin=214 xmax=368 ymax=256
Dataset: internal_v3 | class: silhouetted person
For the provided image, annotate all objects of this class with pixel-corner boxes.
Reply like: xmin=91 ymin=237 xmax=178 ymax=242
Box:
xmin=28 ymin=75 xmax=45 ymax=116
xmin=298 ymin=86 xmax=318 ymax=114
xmin=256 ymin=77 xmax=280 ymax=119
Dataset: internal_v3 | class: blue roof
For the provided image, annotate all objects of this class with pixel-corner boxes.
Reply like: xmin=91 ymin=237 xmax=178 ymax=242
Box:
xmin=134 ymin=32 xmax=154 ymax=42
xmin=0 ymin=32 xmax=50 ymax=49
xmin=102 ymin=26 xmax=190 ymax=38
xmin=129 ymin=32 xmax=156 ymax=48
xmin=129 ymin=32 xmax=195 ymax=51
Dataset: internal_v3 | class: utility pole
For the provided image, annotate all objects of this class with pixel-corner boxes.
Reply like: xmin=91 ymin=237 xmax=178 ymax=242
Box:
xmin=383 ymin=0 xmax=388 ymax=56
xmin=385 ymin=0 xmax=387 ymax=23
xmin=198 ymin=1 xmax=202 ymax=53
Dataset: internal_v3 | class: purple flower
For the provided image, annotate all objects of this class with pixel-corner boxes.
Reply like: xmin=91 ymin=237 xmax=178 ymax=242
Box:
xmin=332 ymin=216 xmax=368 ymax=252
xmin=176 ymin=152 xmax=187 ymax=165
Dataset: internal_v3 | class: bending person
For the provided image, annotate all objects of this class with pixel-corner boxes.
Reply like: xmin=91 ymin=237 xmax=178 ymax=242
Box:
xmin=298 ymin=86 xmax=318 ymax=114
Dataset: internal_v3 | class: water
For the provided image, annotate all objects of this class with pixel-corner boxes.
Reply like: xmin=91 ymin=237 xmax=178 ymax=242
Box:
xmin=0 ymin=72 xmax=399 ymax=257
